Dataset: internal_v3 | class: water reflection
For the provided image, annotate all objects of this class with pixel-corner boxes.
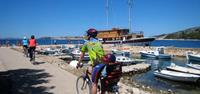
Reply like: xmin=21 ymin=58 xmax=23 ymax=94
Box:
xmin=132 ymin=57 xmax=200 ymax=94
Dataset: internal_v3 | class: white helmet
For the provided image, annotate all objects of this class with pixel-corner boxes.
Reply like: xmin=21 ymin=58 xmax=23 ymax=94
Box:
xmin=23 ymin=36 xmax=27 ymax=39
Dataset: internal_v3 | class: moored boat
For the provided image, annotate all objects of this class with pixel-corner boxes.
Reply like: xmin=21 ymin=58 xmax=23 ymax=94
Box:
xmin=140 ymin=47 xmax=171 ymax=59
xmin=187 ymin=63 xmax=200 ymax=70
xmin=116 ymin=56 xmax=136 ymax=65
xmin=154 ymin=69 xmax=200 ymax=82
xmin=71 ymin=49 xmax=90 ymax=61
xmin=186 ymin=51 xmax=200 ymax=62
xmin=166 ymin=64 xmax=200 ymax=75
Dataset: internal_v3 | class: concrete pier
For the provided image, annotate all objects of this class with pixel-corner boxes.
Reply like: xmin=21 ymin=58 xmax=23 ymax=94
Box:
xmin=122 ymin=63 xmax=151 ymax=75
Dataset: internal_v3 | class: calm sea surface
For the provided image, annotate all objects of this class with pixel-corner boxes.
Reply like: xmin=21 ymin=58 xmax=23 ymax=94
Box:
xmin=151 ymin=40 xmax=200 ymax=48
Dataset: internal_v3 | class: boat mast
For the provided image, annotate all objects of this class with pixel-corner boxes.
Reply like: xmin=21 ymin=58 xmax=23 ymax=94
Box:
xmin=106 ymin=0 xmax=109 ymax=28
xmin=128 ymin=0 xmax=133 ymax=32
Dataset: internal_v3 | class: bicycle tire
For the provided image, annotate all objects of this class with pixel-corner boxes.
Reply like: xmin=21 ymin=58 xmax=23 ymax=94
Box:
xmin=76 ymin=76 xmax=91 ymax=94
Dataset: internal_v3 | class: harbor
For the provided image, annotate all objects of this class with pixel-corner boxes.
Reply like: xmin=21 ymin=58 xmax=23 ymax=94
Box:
xmin=6 ymin=43 xmax=200 ymax=94
xmin=1 ymin=0 xmax=200 ymax=94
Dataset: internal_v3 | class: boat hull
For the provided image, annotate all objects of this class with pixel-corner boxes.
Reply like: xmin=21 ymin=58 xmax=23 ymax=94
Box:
xmin=187 ymin=54 xmax=200 ymax=62
xmin=166 ymin=65 xmax=200 ymax=75
xmin=187 ymin=64 xmax=200 ymax=70
xmin=140 ymin=52 xmax=157 ymax=58
xmin=101 ymin=37 xmax=155 ymax=45
xmin=154 ymin=70 xmax=200 ymax=82
xmin=158 ymin=54 xmax=171 ymax=59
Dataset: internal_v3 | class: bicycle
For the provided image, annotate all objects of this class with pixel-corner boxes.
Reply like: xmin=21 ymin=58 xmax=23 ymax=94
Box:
xmin=76 ymin=65 xmax=120 ymax=94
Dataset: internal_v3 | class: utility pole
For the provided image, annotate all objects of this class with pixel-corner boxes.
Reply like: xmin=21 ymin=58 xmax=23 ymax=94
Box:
xmin=128 ymin=0 xmax=133 ymax=32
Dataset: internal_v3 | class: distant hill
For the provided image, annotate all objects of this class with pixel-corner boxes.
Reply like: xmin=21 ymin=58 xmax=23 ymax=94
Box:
xmin=154 ymin=26 xmax=200 ymax=39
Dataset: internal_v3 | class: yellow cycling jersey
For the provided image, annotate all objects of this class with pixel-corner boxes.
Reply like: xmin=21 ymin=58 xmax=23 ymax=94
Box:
xmin=81 ymin=38 xmax=105 ymax=66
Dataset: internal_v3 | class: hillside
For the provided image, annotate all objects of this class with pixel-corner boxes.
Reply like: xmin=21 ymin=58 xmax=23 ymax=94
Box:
xmin=155 ymin=26 xmax=200 ymax=39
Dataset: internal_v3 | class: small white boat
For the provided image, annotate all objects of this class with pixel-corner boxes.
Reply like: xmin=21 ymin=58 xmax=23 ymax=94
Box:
xmin=154 ymin=69 xmax=200 ymax=82
xmin=187 ymin=63 xmax=200 ymax=70
xmin=140 ymin=51 xmax=171 ymax=59
xmin=140 ymin=51 xmax=157 ymax=58
xmin=71 ymin=49 xmax=90 ymax=61
xmin=116 ymin=56 xmax=136 ymax=65
xmin=112 ymin=49 xmax=137 ymax=65
xmin=43 ymin=48 xmax=59 ymax=55
xmin=186 ymin=52 xmax=200 ymax=62
xmin=140 ymin=47 xmax=171 ymax=59
xmin=111 ymin=49 xmax=132 ymax=58
xmin=166 ymin=63 xmax=200 ymax=75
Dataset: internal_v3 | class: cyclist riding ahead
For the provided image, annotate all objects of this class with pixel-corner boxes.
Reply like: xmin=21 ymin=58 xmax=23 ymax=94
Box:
xmin=77 ymin=28 xmax=105 ymax=94
xmin=29 ymin=35 xmax=37 ymax=62
xmin=22 ymin=36 xmax=29 ymax=57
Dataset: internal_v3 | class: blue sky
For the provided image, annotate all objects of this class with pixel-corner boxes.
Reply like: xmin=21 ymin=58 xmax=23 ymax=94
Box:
xmin=0 ymin=0 xmax=200 ymax=38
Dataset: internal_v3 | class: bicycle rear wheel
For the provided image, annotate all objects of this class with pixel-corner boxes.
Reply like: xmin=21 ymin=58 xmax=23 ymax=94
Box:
xmin=76 ymin=76 xmax=91 ymax=94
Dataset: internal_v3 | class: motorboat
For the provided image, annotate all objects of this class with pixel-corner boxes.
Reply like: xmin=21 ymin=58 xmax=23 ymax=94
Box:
xmin=111 ymin=49 xmax=132 ymax=58
xmin=112 ymin=49 xmax=137 ymax=65
xmin=187 ymin=63 xmax=200 ymax=70
xmin=166 ymin=63 xmax=200 ymax=75
xmin=154 ymin=69 xmax=200 ymax=82
xmin=116 ymin=56 xmax=136 ymax=65
xmin=186 ymin=52 xmax=200 ymax=62
xmin=71 ymin=49 xmax=90 ymax=61
xmin=140 ymin=51 xmax=157 ymax=58
xmin=140 ymin=47 xmax=171 ymax=59
xmin=43 ymin=48 xmax=59 ymax=55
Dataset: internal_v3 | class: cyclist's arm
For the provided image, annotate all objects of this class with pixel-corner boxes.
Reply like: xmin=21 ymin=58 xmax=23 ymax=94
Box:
xmin=78 ymin=52 xmax=85 ymax=63
xmin=77 ymin=51 xmax=85 ymax=68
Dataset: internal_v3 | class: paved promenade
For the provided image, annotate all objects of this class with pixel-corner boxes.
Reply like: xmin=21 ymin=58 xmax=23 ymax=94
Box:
xmin=0 ymin=48 xmax=77 ymax=94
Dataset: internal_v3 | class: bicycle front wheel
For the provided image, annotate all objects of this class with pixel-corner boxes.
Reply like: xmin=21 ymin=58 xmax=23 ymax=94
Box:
xmin=76 ymin=76 xmax=91 ymax=94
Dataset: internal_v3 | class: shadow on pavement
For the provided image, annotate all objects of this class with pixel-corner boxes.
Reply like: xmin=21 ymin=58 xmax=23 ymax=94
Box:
xmin=0 ymin=71 xmax=12 ymax=94
xmin=0 ymin=69 xmax=54 ymax=94
xmin=32 ymin=62 xmax=46 ymax=65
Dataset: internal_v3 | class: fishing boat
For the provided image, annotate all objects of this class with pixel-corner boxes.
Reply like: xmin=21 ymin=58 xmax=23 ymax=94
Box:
xmin=154 ymin=69 xmax=200 ymax=82
xmin=71 ymin=49 xmax=90 ymax=61
xmin=187 ymin=63 xmax=200 ymax=70
xmin=166 ymin=63 xmax=200 ymax=75
xmin=140 ymin=47 xmax=171 ymax=59
xmin=186 ymin=52 xmax=200 ymax=62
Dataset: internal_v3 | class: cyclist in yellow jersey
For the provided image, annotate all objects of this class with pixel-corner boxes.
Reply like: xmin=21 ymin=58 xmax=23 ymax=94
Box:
xmin=77 ymin=28 xmax=105 ymax=94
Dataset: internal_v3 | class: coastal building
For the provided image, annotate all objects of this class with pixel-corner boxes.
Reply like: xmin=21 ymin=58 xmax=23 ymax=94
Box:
xmin=97 ymin=28 xmax=155 ymax=46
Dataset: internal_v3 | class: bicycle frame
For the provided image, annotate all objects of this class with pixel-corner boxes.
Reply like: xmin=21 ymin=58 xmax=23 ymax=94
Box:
xmin=77 ymin=68 xmax=120 ymax=94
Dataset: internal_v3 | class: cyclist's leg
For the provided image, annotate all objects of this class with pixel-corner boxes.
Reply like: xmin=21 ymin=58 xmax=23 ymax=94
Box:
xmin=29 ymin=47 xmax=33 ymax=61
xmin=24 ymin=45 xmax=28 ymax=57
xmin=91 ymin=64 xmax=105 ymax=94
xmin=32 ymin=47 xmax=36 ymax=61
xmin=23 ymin=45 xmax=26 ymax=55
